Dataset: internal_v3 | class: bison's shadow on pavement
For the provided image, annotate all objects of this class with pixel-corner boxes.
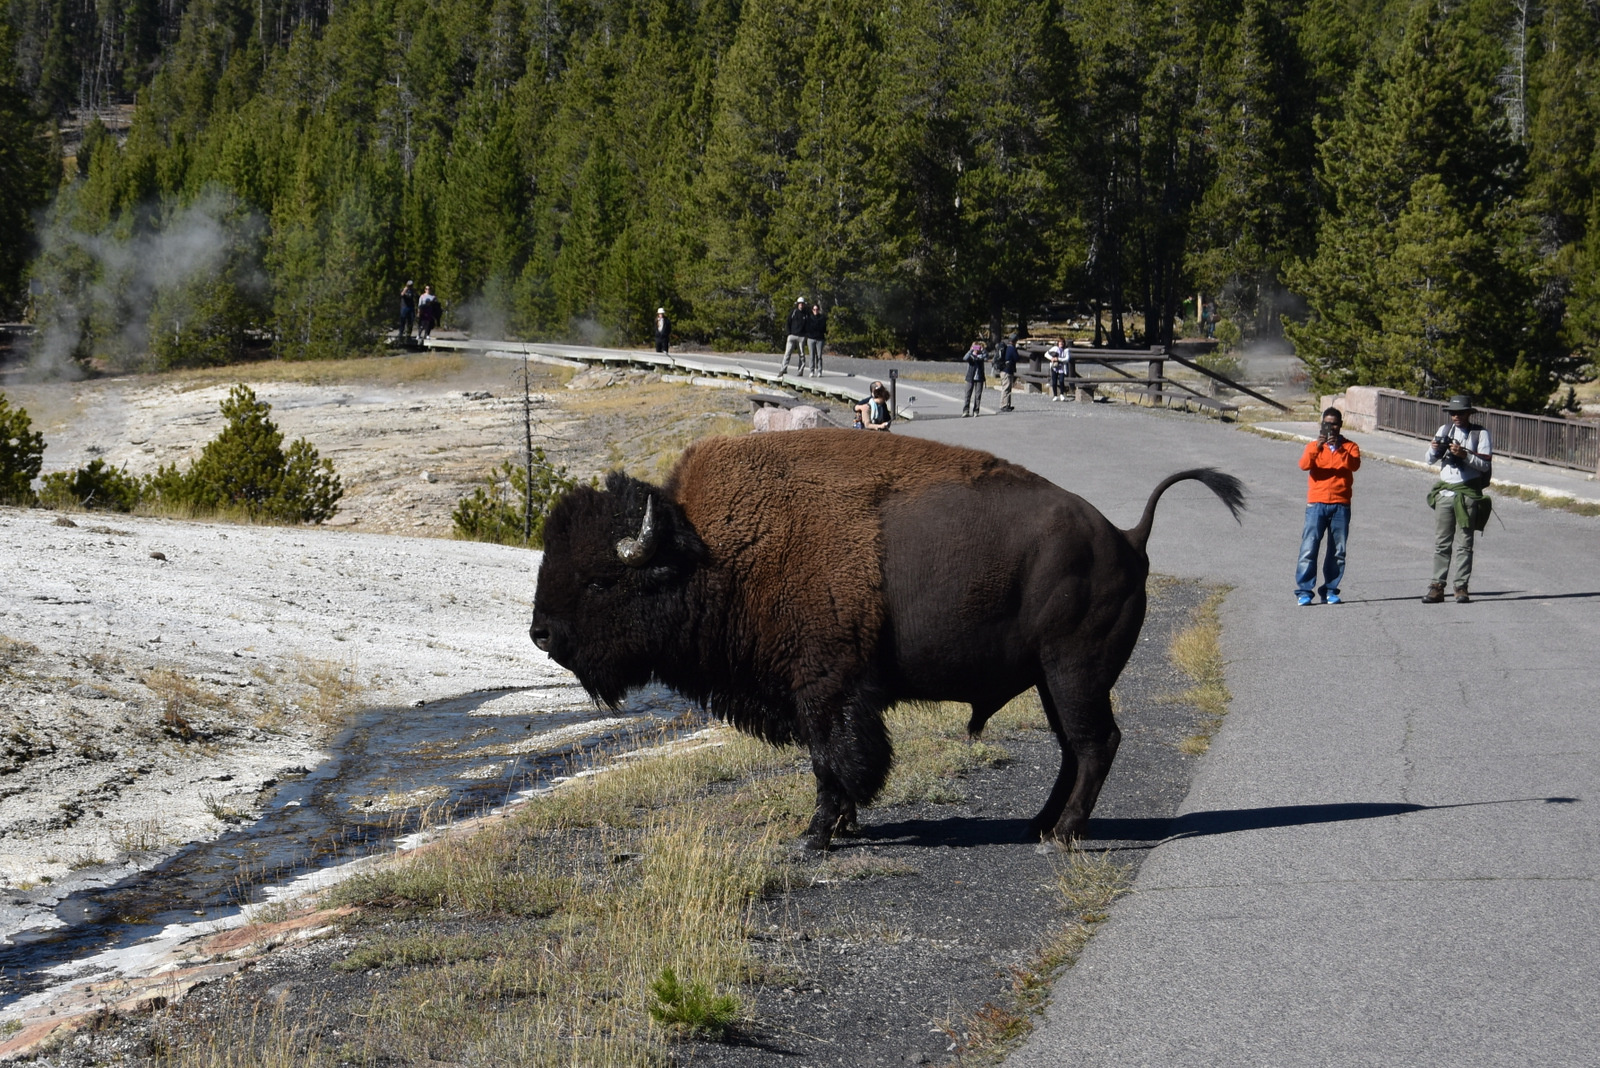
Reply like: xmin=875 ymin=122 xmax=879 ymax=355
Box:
xmin=854 ymin=797 xmax=1579 ymax=852
xmin=1090 ymin=796 xmax=1580 ymax=847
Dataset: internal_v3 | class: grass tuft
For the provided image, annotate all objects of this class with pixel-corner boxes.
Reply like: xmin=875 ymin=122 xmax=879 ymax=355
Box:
xmin=944 ymin=845 xmax=1133 ymax=1062
xmin=647 ymin=966 xmax=740 ymax=1040
xmin=1167 ymin=587 xmax=1232 ymax=754
xmin=294 ymin=655 xmax=365 ymax=727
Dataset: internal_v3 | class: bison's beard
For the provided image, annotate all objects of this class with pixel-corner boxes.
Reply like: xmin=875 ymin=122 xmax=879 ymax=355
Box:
xmin=559 ymin=646 xmax=657 ymax=710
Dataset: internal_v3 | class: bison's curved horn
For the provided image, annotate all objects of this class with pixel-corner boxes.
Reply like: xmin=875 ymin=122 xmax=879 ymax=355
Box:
xmin=615 ymin=496 xmax=657 ymax=566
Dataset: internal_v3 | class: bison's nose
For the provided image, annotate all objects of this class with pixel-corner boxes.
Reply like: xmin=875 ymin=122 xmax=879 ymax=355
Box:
xmin=530 ymin=624 xmax=552 ymax=651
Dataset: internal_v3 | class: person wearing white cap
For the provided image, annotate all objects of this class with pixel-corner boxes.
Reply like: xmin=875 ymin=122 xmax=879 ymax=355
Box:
xmin=779 ymin=296 xmax=810 ymax=376
xmin=654 ymin=307 xmax=671 ymax=353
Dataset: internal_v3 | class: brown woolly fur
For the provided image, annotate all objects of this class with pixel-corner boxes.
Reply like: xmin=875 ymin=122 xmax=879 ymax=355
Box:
xmin=532 ymin=430 xmax=1243 ymax=851
xmin=664 ymin=431 xmax=1030 ymax=694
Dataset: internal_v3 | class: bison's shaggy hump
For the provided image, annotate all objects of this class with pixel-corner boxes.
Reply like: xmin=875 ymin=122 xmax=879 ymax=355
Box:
xmin=663 ymin=431 xmax=1038 ymax=693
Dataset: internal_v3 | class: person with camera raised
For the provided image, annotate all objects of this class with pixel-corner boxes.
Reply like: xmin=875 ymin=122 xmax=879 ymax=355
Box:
xmin=1423 ymin=395 xmax=1493 ymax=603
xmin=1295 ymin=407 xmax=1362 ymax=605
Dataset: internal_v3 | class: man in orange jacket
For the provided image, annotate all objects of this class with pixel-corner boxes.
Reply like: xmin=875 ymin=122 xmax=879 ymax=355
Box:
xmin=1296 ymin=407 xmax=1361 ymax=605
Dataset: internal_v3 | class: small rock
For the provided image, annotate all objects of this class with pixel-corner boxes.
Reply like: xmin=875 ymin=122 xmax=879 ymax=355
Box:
xmin=149 ymin=551 xmax=167 ymax=561
xmin=53 ymin=517 xmax=77 ymax=527
xmin=68 ymin=684 xmax=111 ymax=700
xmin=420 ymin=470 xmax=435 ymax=483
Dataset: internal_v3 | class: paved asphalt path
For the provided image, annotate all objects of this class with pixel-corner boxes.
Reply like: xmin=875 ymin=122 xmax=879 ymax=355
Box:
xmin=892 ymin=405 xmax=1598 ymax=1067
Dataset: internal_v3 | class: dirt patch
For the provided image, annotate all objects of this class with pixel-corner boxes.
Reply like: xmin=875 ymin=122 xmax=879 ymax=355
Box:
xmin=3 ymin=353 xmax=758 ymax=537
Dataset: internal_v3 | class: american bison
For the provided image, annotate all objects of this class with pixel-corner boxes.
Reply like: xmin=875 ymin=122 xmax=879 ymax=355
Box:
xmin=530 ymin=430 xmax=1243 ymax=849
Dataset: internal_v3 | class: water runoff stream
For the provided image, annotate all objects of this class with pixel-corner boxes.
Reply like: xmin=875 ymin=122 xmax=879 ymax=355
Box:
xmin=0 ymin=684 xmax=705 ymax=1009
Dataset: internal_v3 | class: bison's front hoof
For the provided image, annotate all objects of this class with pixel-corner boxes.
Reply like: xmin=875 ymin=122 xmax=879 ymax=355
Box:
xmin=803 ymin=832 xmax=834 ymax=852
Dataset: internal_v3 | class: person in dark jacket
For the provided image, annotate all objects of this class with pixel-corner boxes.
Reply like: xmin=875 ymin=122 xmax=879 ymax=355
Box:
xmin=398 ymin=281 xmax=417 ymax=341
xmin=779 ymin=297 xmax=809 ymax=376
xmin=994 ymin=334 xmax=1019 ymax=411
xmin=962 ymin=341 xmax=987 ymax=417
xmin=805 ymin=302 xmax=827 ymax=376
xmin=654 ymin=308 xmax=671 ymax=353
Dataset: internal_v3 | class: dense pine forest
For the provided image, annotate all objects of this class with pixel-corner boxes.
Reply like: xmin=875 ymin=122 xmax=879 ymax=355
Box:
xmin=2 ymin=0 xmax=1597 ymax=410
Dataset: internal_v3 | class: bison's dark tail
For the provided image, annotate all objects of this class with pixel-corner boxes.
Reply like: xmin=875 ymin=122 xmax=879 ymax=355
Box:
xmin=1125 ymin=468 xmax=1246 ymax=552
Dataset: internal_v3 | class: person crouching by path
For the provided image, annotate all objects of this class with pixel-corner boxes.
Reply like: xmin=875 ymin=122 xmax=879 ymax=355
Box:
xmin=1424 ymin=395 xmax=1494 ymax=604
xmin=1295 ymin=407 xmax=1361 ymax=606
xmin=806 ymin=302 xmax=826 ymax=376
xmin=779 ymin=297 xmax=809 ymax=376
xmin=962 ymin=341 xmax=987 ymax=416
xmin=654 ymin=307 xmax=671 ymax=353
xmin=995 ymin=334 xmax=1019 ymax=411
xmin=855 ymin=381 xmax=892 ymax=431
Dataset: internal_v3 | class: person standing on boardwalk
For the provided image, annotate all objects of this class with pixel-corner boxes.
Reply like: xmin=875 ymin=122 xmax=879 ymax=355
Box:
xmin=779 ymin=297 xmax=810 ymax=376
xmin=654 ymin=308 xmax=671 ymax=353
xmin=805 ymin=302 xmax=827 ymax=376
xmin=1295 ymin=407 xmax=1361 ymax=606
xmin=398 ymin=281 xmax=417 ymax=341
xmin=417 ymin=285 xmax=440 ymax=341
xmin=961 ymin=341 xmax=987 ymax=417
xmin=994 ymin=333 xmax=1019 ymax=412
xmin=1424 ymin=395 xmax=1494 ymax=603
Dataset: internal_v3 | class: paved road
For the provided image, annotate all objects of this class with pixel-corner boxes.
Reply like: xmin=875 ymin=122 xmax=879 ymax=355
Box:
xmin=889 ymin=405 xmax=1598 ymax=1067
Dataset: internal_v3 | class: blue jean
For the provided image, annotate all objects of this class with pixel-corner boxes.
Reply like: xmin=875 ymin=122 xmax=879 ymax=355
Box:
xmin=1296 ymin=502 xmax=1350 ymax=598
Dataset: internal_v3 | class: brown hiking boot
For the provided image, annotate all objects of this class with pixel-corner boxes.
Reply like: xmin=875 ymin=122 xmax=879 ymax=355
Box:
xmin=1422 ymin=582 xmax=1446 ymax=604
xmin=1454 ymin=586 xmax=1471 ymax=603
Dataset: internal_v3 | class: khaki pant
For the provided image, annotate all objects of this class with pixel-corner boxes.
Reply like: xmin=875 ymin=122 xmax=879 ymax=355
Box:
xmin=1432 ymin=500 xmax=1474 ymax=588
xmin=999 ymin=372 xmax=1015 ymax=408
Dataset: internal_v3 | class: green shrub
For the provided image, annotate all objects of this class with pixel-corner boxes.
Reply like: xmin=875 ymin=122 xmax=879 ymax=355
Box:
xmin=38 ymin=458 xmax=143 ymax=511
xmin=146 ymin=384 xmax=343 ymax=523
xmin=647 ymin=967 xmax=739 ymax=1039
xmin=452 ymin=449 xmax=581 ymax=548
xmin=0 ymin=394 xmax=44 ymax=505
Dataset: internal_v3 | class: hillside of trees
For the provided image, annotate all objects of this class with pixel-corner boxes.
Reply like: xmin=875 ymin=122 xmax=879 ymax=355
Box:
xmin=2 ymin=0 xmax=1598 ymax=411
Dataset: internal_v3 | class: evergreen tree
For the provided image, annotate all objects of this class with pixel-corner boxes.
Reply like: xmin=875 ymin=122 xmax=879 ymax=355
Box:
xmin=0 ymin=21 xmax=57 ymax=316
xmin=689 ymin=0 xmax=811 ymax=344
xmin=768 ymin=0 xmax=884 ymax=350
xmin=1189 ymin=0 xmax=1316 ymax=336
xmin=1287 ymin=0 xmax=1559 ymax=409
xmin=1527 ymin=0 xmax=1600 ymax=363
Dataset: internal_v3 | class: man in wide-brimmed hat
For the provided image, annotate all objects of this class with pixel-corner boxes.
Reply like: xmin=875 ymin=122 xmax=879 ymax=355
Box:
xmin=1423 ymin=394 xmax=1493 ymax=603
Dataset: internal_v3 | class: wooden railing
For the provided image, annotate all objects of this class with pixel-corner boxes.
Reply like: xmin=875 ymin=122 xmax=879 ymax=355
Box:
xmin=1376 ymin=393 xmax=1599 ymax=472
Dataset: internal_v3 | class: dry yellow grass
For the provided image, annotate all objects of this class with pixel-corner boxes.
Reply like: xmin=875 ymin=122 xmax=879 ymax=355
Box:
xmin=293 ymin=655 xmax=366 ymax=728
xmin=1167 ymin=588 xmax=1232 ymax=754
xmin=164 ymin=353 xmax=483 ymax=390
xmin=559 ymin=379 xmax=754 ymax=483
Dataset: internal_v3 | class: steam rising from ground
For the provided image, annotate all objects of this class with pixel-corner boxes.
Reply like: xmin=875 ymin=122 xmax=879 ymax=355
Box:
xmin=29 ymin=189 xmax=258 ymax=380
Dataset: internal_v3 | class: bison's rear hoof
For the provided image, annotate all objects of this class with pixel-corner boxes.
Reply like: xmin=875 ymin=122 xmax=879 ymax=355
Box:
xmin=1033 ymin=815 xmax=1088 ymax=846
